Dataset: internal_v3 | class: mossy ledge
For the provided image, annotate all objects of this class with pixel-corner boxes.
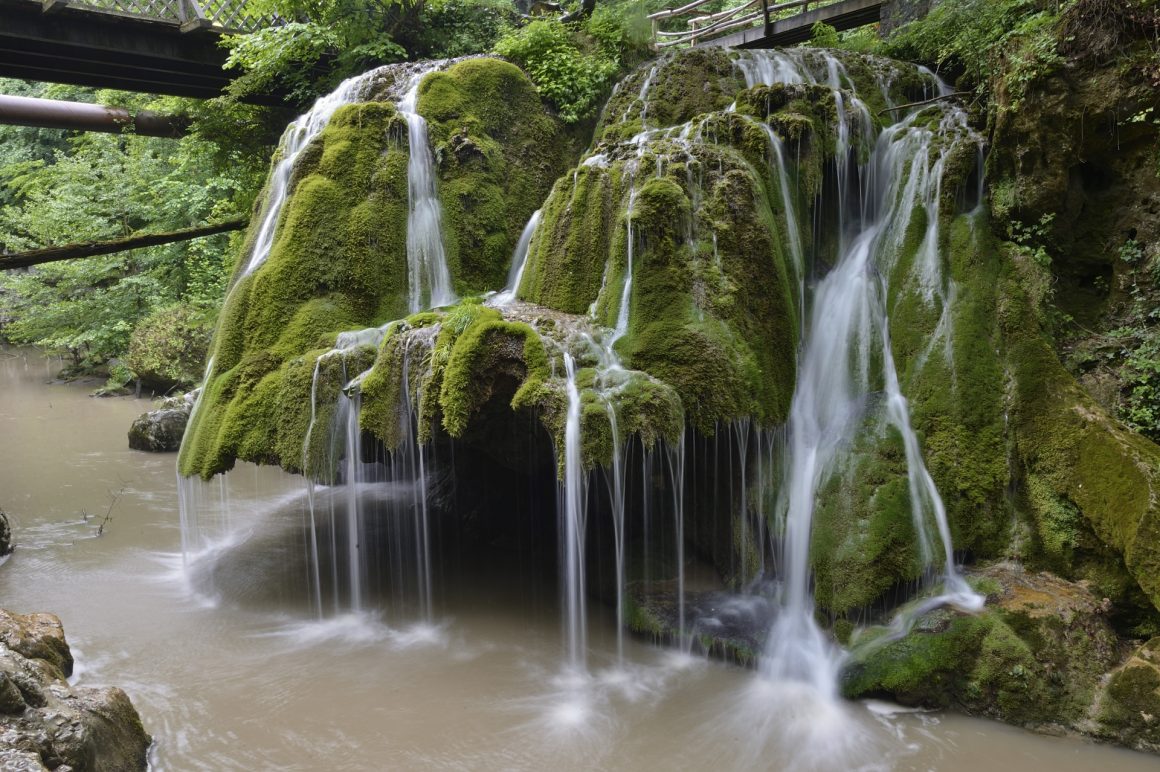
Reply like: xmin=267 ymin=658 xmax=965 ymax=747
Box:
xmin=358 ymin=300 xmax=685 ymax=477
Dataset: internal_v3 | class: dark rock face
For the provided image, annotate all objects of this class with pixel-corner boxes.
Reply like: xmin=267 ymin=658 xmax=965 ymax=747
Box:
xmin=879 ymin=0 xmax=938 ymax=35
xmin=127 ymin=391 xmax=195 ymax=453
xmin=0 ymin=610 xmax=151 ymax=771
xmin=0 ymin=511 xmax=11 ymax=557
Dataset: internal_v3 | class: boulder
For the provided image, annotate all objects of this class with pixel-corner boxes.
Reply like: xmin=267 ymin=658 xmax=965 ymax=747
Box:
xmin=127 ymin=391 xmax=195 ymax=453
xmin=1095 ymin=636 xmax=1160 ymax=753
xmin=0 ymin=610 xmax=150 ymax=771
xmin=0 ymin=511 xmax=10 ymax=557
xmin=841 ymin=563 xmax=1132 ymax=740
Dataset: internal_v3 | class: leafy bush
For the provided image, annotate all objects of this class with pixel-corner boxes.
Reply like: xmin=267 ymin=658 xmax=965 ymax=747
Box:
xmin=882 ymin=0 xmax=1065 ymax=97
xmin=494 ymin=6 xmax=650 ymax=124
xmin=408 ymin=0 xmax=516 ymax=59
xmin=126 ymin=304 xmax=216 ymax=391
xmin=495 ymin=20 xmax=617 ymax=123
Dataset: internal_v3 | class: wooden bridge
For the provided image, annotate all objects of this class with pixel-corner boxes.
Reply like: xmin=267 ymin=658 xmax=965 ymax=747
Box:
xmin=0 ymin=0 xmax=281 ymax=102
xmin=650 ymin=0 xmax=885 ymax=49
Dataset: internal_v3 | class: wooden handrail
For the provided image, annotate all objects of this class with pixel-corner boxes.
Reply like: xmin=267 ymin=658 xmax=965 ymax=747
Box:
xmin=647 ymin=0 xmax=718 ymax=21
xmin=650 ymin=0 xmax=807 ymax=21
xmin=651 ymin=0 xmax=827 ymax=46
xmin=656 ymin=0 xmax=762 ymax=32
xmin=658 ymin=9 xmax=764 ymax=46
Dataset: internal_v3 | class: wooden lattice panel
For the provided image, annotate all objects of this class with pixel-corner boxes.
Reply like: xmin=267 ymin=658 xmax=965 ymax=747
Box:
xmin=69 ymin=0 xmax=184 ymax=22
xmin=64 ymin=0 xmax=276 ymax=30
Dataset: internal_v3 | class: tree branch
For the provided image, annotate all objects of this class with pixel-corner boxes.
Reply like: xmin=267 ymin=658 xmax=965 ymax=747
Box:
xmin=0 ymin=219 xmax=248 ymax=271
xmin=878 ymin=92 xmax=974 ymax=115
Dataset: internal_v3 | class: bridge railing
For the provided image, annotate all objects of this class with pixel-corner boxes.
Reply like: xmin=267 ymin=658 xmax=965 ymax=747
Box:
xmin=49 ymin=0 xmax=278 ymax=32
xmin=649 ymin=0 xmax=840 ymax=48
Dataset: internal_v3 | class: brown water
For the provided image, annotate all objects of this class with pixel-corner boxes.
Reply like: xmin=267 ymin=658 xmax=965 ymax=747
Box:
xmin=0 ymin=346 xmax=1155 ymax=771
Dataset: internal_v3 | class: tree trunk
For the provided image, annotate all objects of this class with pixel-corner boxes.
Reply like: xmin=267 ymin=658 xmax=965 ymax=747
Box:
xmin=0 ymin=219 xmax=248 ymax=271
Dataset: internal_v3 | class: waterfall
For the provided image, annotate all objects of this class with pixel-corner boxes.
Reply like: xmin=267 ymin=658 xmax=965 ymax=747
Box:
xmin=727 ymin=50 xmax=983 ymax=688
xmin=178 ymin=50 xmax=987 ymax=697
xmin=492 ymin=208 xmax=542 ymax=306
xmin=560 ymin=353 xmax=588 ymax=670
xmin=243 ymin=69 xmax=392 ymax=278
xmin=181 ymin=61 xmax=463 ymax=623
xmin=399 ymin=74 xmax=457 ymax=313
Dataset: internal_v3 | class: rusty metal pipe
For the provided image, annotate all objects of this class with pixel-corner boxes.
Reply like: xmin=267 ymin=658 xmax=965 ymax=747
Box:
xmin=0 ymin=93 xmax=188 ymax=137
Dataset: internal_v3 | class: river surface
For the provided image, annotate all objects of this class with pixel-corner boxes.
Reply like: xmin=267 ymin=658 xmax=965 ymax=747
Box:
xmin=0 ymin=346 xmax=1155 ymax=771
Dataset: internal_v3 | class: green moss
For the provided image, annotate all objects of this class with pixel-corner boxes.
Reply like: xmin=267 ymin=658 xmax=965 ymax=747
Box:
xmin=902 ymin=215 xmax=1010 ymax=555
xmin=619 ymin=153 xmax=798 ymax=432
xmin=843 ymin=607 xmax=1063 ymax=724
xmin=595 ymin=49 xmax=741 ymax=143
xmin=359 ymin=322 xmax=419 ymax=452
xmin=1097 ymin=639 xmax=1160 ymax=749
xmin=1000 ymin=239 xmax=1160 ymax=613
xmin=520 ymin=164 xmax=620 ymax=313
xmin=811 ymin=423 xmax=926 ymax=613
xmin=180 ymin=61 xmax=574 ymax=479
xmin=1025 ymin=474 xmax=1081 ymax=564
xmin=842 ymin=611 xmax=991 ymax=706
xmin=440 ymin=319 xmax=550 ymax=437
xmin=419 ymin=58 xmax=575 ymax=296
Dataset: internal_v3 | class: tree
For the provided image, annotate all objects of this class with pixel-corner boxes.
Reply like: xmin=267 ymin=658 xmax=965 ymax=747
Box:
xmin=0 ymin=81 xmax=259 ymax=376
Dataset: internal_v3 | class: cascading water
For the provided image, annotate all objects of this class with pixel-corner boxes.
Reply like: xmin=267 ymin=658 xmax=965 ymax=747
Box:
xmin=492 ymin=209 xmax=542 ymax=307
xmin=729 ymin=50 xmax=983 ymax=691
xmin=243 ymin=69 xmax=393 ymax=278
xmin=180 ymin=62 xmax=458 ymax=625
xmin=180 ymin=48 xmax=985 ymax=713
xmin=560 ymin=353 xmax=589 ymax=671
xmin=399 ymin=74 xmax=457 ymax=313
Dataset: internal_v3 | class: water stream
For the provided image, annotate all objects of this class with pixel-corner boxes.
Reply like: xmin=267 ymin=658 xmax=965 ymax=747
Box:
xmin=1 ymin=347 xmax=1154 ymax=769
xmin=399 ymin=71 xmax=457 ymax=312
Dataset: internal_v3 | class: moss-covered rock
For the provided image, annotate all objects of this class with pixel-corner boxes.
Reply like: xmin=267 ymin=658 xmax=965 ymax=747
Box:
xmin=999 ymin=240 xmax=1160 ymax=619
xmin=595 ymin=48 xmax=741 ymax=143
xmin=419 ymin=58 xmax=575 ymax=295
xmin=841 ymin=565 xmax=1122 ymax=730
xmin=1095 ymin=636 xmax=1160 ymax=752
xmin=520 ymin=75 xmax=838 ymax=433
xmin=179 ymin=60 xmax=573 ymax=479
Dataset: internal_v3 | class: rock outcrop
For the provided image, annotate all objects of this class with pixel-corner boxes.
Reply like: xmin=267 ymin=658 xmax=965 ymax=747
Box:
xmin=838 ymin=564 xmax=1160 ymax=749
xmin=0 ymin=610 xmax=150 ymax=771
xmin=0 ymin=512 xmax=11 ymax=558
xmin=127 ymin=391 xmax=196 ymax=453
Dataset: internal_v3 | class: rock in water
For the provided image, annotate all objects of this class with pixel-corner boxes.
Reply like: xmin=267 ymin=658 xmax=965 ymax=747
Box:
xmin=127 ymin=391 xmax=195 ymax=453
xmin=0 ymin=610 xmax=151 ymax=770
xmin=0 ymin=511 xmax=10 ymax=557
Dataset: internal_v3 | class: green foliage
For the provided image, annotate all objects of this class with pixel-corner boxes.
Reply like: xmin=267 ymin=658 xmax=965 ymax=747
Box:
xmin=494 ymin=20 xmax=617 ymax=124
xmin=494 ymin=6 xmax=650 ymax=124
xmin=126 ymin=304 xmax=216 ymax=390
xmin=0 ymin=81 xmax=253 ymax=371
xmin=810 ymin=21 xmax=841 ymax=48
xmin=882 ymin=0 xmax=1068 ymax=97
xmin=223 ymin=23 xmax=346 ymax=105
xmin=407 ymin=0 xmax=516 ymax=59
xmin=1010 ymin=212 xmax=1057 ymax=268
xmin=222 ymin=0 xmax=412 ymax=105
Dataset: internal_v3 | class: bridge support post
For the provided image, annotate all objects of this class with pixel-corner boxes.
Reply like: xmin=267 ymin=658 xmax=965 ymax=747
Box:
xmin=762 ymin=0 xmax=771 ymax=36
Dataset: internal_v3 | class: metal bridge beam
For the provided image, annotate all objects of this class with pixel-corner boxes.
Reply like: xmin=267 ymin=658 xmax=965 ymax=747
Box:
xmin=0 ymin=0 xmax=282 ymax=104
